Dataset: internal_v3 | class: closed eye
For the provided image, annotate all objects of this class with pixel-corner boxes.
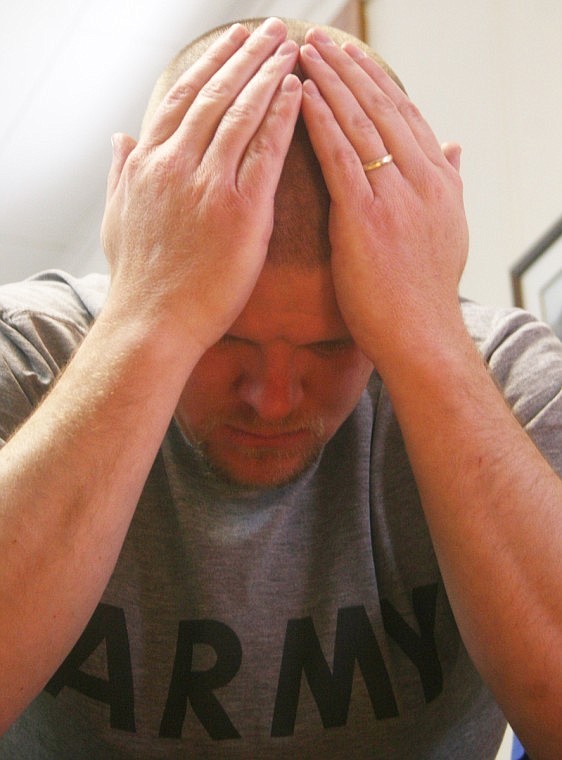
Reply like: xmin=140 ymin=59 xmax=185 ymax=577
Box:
xmin=309 ymin=340 xmax=354 ymax=356
xmin=218 ymin=335 xmax=354 ymax=355
xmin=218 ymin=334 xmax=255 ymax=347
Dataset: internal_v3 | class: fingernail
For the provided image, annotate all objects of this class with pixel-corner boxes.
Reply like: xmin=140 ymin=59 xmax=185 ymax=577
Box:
xmin=227 ymin=23 xmax=249 ymax=45
xmin=276 ymin=40 xmax=297 ymax=57
xmin=302 ymin=80 xmax=319 ymax=98
xmin=344 ymin=42 xmax=366 ymax=60
xmin=261 ymin=17 xmax=285 ymax=36
xmin=311 ymin=28 xmax=335 ymax=45
xmin=281 ymin=74 xmax=300 ymax=93
xmin=302 ymin=43 xmax=322 ymax=61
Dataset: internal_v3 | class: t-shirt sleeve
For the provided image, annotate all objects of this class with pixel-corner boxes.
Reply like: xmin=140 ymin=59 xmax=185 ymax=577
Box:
xmin=0 ymin=315 xmax=88 ymax=444
xmin=0 ymin=274 xmax=99 ymax=444
xmin=466 ymin=302 xmax=562 ymax=475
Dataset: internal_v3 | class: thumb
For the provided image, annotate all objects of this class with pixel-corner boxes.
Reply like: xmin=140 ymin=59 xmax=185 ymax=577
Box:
xmin=106 ymin=132 xmax=137 ymax=196
xmin=441 ymin=142 xmax=462 ymax=173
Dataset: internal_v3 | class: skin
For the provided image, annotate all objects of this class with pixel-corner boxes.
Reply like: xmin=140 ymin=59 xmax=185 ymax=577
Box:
xmin=298 ymin=28 xmax=562 ymax=757
xmin=0 ymin=18 xmax=304 ymax=730
xmin=175 ymin=264 xmax=373 ymax=489
xmin=0 ymin=17 xmax=561 ymax=757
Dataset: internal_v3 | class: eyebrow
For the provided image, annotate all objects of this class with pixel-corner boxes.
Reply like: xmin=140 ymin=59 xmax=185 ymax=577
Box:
xmin=218 ymin=334 xmax=354 ymax=348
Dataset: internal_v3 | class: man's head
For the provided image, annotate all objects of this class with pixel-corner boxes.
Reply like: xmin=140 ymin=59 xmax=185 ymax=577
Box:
xmin=142 ymin=18 xmax=403 ymax=135
xmin=154 ymin=20 xmax=395 ymax=489
xmin=175 ymin=263 xmax=374 ymax=492
xmin=142 ymin=19 xmax=404 ymax=270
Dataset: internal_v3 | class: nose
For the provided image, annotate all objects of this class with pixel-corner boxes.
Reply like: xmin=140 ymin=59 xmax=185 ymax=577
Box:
xmin=235 ymin=344 xmax=304 ymax=422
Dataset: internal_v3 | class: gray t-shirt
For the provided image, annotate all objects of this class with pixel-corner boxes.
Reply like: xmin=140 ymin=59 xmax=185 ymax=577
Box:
xmin=1 ymin=271 xmax=561 ymax=759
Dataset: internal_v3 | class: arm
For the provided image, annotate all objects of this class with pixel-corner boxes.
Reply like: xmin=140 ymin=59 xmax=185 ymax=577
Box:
xmin=300 ymin=31 xmax=562 ymax=759
xmin=0 ymin=18 xmax=302 ymax=731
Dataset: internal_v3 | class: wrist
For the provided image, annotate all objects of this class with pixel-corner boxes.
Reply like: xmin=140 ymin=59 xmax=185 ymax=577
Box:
xmin=369 ymin=309 xmax=484 ymax=405
xmin=364 ymin=299 xmax=469 ymax=377
xmin=90 ymin=294 xmax=206 ymax=398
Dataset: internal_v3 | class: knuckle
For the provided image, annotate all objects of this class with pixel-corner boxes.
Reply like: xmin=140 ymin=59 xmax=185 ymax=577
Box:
xmin=419 ymin=167 xmax=462 ymax=208
xmin=239 ymin=33 xmax=273 ymax=61
xmin=349 ymin=111 xmax=378 ymax=141
xmin=367 ymin=90 xmax=396 ymax=117
xmin=399 ymin=98 xmax=423 ymax=124
xmin=121 ymin=146 xmax=147 ymax=179
xmin=224 ymin=98 xmax=255 ymax=126
xmin=204 ymin=47 xmax=230 ymax=70
xmin=126 ymin=146 xmax=185 ymax=193
xmin=411 ymin=164 xmax=441 ymax=198
xmin=164 ymin=78 xmax=199 ymax=110
xmin=199 ymin=77 xmax=232 ymax=105
xmin=332 ymin=143 xmax=360 ymax=171
xmin=246 ymin=132 xmax=271 ymax=161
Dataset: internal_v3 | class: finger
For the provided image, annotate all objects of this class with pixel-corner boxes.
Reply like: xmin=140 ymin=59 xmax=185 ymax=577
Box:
xmin=301 ymin=78 xmax=377 ymax=206
xmin=442 ymin=142 xmax=462 ymax=172
xmin=106 ymin=133 xmax=137 ymax=197
xmin=303 ymin=28 xmax=445 ymax=174
xmin=141 ymin=22 xmax=250 ymax=148
xmin=342 ymin=41 xmax=444 ymax=165
xmin=237 ymin=73 xmax=302 ymax=194
xmin=173 ymin=18 xmax=290 ymax=162
xmin=206 ymin=40 xmax=299 ymax=179
xmin=300 ymin=42 xmax=393 ymax=173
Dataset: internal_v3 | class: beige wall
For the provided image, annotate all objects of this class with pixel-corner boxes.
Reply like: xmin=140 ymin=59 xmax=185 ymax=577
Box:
xmin=366 ymin=0 xmax=562 ymax=308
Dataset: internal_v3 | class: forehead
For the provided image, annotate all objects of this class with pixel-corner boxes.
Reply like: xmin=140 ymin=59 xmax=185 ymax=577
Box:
xmin=228 ymin=265 xmax=350 ymax=343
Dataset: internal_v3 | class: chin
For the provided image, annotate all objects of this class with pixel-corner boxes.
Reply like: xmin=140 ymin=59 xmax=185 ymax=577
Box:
xmin=208 ymin=447 xmax=321 ymax=492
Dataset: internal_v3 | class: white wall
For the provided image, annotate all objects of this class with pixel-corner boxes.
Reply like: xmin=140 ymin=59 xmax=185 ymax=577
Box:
xmin=366 ymin=0 xmax=562 ymax=308
xmin=2 ymin=1 xmax=561 ymax=310
xmin=0 ymin=0 xmax=348 ymax=285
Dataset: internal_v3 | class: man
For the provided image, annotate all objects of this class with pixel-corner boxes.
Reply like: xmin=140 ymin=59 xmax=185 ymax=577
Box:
xmin=0 ymin=16 xmax=561 ymax=759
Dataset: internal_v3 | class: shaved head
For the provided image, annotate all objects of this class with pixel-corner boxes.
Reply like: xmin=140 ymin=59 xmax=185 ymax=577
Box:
xmin=143 ymin=18 xmax=404 ymax=132
xmin=140 ymin=18 xmax=404 ymax=268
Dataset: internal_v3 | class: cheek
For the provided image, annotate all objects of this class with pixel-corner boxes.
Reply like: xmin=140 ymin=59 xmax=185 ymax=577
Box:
xmin=309 ymin=357 xmax=373 ymax=419
xmin=177 ymin=358 xmax=235 ymax=428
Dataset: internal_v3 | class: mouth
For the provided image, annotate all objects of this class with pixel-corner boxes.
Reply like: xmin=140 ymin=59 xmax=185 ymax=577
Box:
xmin=222 ymin=424 xmax=316 ymax=450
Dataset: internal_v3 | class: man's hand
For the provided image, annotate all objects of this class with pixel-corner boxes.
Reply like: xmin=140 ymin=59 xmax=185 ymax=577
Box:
xmin=299 ymin=30 xmax=468 ymax=371
xmin=0 ymin=22 xmax=303 ymax=729
xmin=301 ymin=29 xmax=562 ymax=757
xmin=101 ymin=19 xmax=301 ymax=357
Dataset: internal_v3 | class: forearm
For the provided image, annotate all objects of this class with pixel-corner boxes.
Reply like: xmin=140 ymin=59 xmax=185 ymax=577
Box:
xmin=298 ymin=27 xmax=561 ymax=756
xmin=0 ymin=16 xmax=302 ymax=734
xmin=0 ymin=300 xmax=200 ymax=731
xmin=377 ymin=322 xmax=562 ymax=758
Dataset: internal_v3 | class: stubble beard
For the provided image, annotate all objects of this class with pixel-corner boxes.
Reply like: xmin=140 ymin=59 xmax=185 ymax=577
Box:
xmin=182 ymin=413 xmax=327 ymax=497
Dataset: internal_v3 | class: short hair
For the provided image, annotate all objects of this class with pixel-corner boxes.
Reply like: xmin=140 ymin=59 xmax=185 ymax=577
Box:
xmin=140 ymin=19 xmax=405 ymax=268
xmin=142 ymin=17 xmax=404 ymax=134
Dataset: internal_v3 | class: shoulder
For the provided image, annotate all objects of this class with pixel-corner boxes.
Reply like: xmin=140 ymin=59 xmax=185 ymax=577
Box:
xmin=462 ymin=298 xmax=560 ymax=353
xmin=462 ymin=298 xmax=562 ymax=470
xmin=0 ymin=269 xmax=108 ymax=359
xmin=461 ymin=299 xmax=562 ymax=387
xmin=0 ymin=270 xmax=110 ymax=442
xmin=0 ymin=269 xmax=108 ymax=327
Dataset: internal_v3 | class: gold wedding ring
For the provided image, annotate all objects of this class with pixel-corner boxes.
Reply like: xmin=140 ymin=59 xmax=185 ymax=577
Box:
xmin=362 ymin=153 xmax=394 ymax=172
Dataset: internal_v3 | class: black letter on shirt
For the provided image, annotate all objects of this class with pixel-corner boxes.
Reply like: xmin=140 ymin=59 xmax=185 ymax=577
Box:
xmin=380 ymin=583 xmax=443 ymax=702
xmin=45 ymin=603 xmax=135 ymax=732
xmin=271 ymin=605 xmax=398 ymax=737
xmin=160 ymin=619 xmax=242 ymax=740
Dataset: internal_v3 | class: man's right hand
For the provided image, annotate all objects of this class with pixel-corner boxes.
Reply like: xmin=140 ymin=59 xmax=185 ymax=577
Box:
xmin=0 ymin=20 xmax=301 ymax=731
xmin=101 ymin=18 xmax=301 ymax=358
